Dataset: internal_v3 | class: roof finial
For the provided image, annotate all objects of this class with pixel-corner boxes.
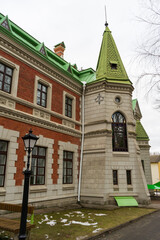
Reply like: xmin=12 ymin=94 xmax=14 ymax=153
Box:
xmin=104 ymin=5 xmax=108 ymax=27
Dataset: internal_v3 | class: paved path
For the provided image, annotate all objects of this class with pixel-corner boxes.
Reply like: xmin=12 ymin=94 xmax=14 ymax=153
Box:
xmin=97 ymin=210 xmax=160 ymax=240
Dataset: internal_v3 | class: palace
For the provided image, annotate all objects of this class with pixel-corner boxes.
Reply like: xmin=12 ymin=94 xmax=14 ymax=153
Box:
xmin=0 ymin=14 xmax=152 ymax=207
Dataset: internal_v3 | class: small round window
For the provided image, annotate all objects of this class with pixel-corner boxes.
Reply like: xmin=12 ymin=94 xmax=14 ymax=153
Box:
xmin=115 ymin=97 xmax=121 ymax=103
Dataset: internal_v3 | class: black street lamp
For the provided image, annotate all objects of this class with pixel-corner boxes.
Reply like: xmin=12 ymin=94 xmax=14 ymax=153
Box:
xmin=19 ymin=129 xmax=39 ymax=240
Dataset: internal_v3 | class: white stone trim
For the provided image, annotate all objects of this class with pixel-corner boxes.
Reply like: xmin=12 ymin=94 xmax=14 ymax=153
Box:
xmin=0 ymin=55 xmax=20 ymax=98
xmin=57 ymin=141 xmax=79 ymax=191
xmin=63 ymin=91 xmax=76 ymax=120
xmin=0 ymin=126 xmax=19 ymax=200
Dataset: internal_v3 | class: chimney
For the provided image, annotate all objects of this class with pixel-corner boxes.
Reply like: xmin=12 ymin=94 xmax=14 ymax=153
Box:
xmin=54 ymin=42 xmax=65 ymax=58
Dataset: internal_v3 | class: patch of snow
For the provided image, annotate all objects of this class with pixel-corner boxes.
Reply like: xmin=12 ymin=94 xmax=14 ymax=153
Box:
xmin=64 ymin=214 xmax=70 ymax=217
xmin=46 ymin=220 xmax=57 ymax=226
xmin=45 ymin=234 xmax=49 ymax=239
xmin=74 ymin=211 xmax=82 ymax=214
xmin=95 ymin=213 xmax=107 ymax=216
xmin=76 ymin=236 xmax=88 ymax=240
xmin=38 ymin=215 xmax=49 ymax=224
xmin=64 ymin=221 xmax=71 ymax=226
xmin=61 ymin=219 xmax=68 ymax=223
xmin=92 ymin=228 xmax=102 ymax=233
xmin=71 ymin=221 xmax=97 ymax=226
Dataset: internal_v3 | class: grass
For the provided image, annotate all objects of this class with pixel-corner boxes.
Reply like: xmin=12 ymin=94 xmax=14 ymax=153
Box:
xmin=0 ymin=207 xmax=155 ymax=240
xmin=30 ymin=207 xmax=155 ymax=240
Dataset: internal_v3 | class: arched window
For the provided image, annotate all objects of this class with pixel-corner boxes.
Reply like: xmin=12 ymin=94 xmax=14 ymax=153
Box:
xmin=112 ymin=112 xmax=128 ymax=151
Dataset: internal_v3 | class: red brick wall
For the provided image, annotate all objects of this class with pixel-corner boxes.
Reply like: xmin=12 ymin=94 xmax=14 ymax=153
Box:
xmin=0 ymin=50 xmax=81 ymax=121
xmin=16 ymin=103 xmax=32 ymax=114
xmin=0 ymin=117 xmax=80 ymax=186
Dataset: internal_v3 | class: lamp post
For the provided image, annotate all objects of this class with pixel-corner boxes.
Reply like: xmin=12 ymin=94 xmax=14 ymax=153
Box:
xmin=19 ymin=129 xmax=39 ymax=240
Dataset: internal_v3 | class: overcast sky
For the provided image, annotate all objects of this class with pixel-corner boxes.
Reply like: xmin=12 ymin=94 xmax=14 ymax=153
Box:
xmin=0 ymin=0 xmax=159 ymax=153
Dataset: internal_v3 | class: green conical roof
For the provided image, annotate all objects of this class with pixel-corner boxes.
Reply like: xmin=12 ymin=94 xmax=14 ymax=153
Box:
xmin=96 ymin=26 xmax=132 ymax=85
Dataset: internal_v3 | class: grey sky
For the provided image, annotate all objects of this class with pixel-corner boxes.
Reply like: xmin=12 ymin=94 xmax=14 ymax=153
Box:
xmin=0 ymin=0 xmax=159 ymax=152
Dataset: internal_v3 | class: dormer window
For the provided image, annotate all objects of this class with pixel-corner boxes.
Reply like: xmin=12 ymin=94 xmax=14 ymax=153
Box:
xmin=110 ymin=61 xmax=118 ymax=70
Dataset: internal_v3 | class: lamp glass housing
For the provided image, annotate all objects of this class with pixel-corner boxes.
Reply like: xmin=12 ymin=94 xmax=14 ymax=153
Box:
xmin=22 ymin=130 xmax=39 ymax=151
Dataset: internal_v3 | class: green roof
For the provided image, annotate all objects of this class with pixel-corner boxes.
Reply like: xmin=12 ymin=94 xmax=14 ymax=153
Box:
xmin=136 ymin=120 xmax=149 ymax=141
xmin=0 ymin=13 xmax=93 ymax=84
xmin=96 ymin=26 xmax=132 ymax=85
xmin=0 ymin=14 xmax=132 ymax=86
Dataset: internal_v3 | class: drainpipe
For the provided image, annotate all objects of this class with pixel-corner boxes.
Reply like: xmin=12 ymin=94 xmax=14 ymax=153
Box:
xmin=78 ymin=81 xmax=86 ymax=203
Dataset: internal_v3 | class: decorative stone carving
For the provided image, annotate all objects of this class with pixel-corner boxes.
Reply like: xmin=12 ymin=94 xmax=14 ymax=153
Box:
xmin=0 ymin=97 xmax=15 ymax=109
xmin=33 ymin=108 xmax=51 ymax=121
xmin=62 ymin=119 xmax=75 ymax=129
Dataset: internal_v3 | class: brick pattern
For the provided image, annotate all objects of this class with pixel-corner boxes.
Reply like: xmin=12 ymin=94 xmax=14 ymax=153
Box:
xmin=0 ymin=50 xmax=80 ymax=122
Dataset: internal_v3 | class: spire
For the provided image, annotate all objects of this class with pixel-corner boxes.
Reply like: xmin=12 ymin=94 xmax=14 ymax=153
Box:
xmin=96 ymin=25 xmax=132 ymax=85
xmin=104 ymin=5 xmax=108 ymax=27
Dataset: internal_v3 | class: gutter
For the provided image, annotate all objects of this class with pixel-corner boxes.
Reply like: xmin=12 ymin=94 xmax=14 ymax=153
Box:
xmin=78 ymin=81 xmax=86 ymax=203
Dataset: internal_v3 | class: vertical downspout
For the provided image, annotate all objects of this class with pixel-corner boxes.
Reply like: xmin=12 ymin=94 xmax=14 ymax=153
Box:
xmin=78 ymin=81 xmax=86 ymax=203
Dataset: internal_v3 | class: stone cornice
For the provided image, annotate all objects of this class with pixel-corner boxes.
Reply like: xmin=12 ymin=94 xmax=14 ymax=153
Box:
xmin=86 ymin=80 xmax=133 ymax=95
xmin=85 ymin=129 xmax=112 ymax=138
xmin=0 ymin=34 xmax=82 ymax=95
xmin=0 ymin=105 xmax=81 ymax=138
xmin=85 ymin=119 xmax=109 ymax=126
xmin=0 ymin=90 xmax=81 ymax=126
xmin=128 ymin=131 xmax=137 ymax=137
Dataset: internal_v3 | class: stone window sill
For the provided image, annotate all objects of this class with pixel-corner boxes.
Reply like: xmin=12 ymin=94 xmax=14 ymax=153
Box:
xmin=127 ymin=185 xmax=133 ymax=191
xmin=30 ymin=185 xmax=47 ymax=193
xmin=112 ymin=152 xmax=129 ymax=157
xmin=0 ymin=188 xmax=6 ymax=196
xmin=113 ymin=185 xmax=119 ymax=191
xmin=62 ymin=184 xmax=75 ymax=190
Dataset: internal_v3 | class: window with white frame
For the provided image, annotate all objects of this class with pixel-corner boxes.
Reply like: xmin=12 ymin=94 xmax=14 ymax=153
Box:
xmin=63 ymin=91 xmax=76 ymax=120
xmin=37 ymin=82 xmax=47 ymax=108
xmin=65 ymin=96 xmax=72 ymax=118
xmin=0 ymin=63 xmax=13 ymax=93
xmin=63 ymin=151 xmax=73 ymax=184
xmin=0 ymin=57 xmax=19 ymax=97
xmin=30 ymin=146 xmax=46 ymax=185
xmin=34 ymin=76 xmax=52 ymax=110
xmin=0 ymin=140 xmax=8 ymax=187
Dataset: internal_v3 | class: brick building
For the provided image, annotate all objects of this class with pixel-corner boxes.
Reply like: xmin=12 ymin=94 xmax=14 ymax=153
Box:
xmin=0 ymin=14 xmax=152 ymax=207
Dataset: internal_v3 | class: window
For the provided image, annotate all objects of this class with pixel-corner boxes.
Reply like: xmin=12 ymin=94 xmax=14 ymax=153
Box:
xmin=113 ymin=170 xmax=118 ymax=185
xmin=0 ymin=141 xmax=8 ymax=187
xmin=115 ymin=97 xmax=121 ymax=103
xmin=126 ymin=170 xmax=132 ymax=185
xmin=65 ymin=96 xmax=72 ymax=118
xmin=111 ymin=63 xmax=117 ymax=69
xmin=112 ymin=112 xmax=128 ymax=152
xmin=141 ymin=160 xmax=145 ymax=172
xmin=0 ymin=63 xmax=13 ymax=93
xmin=37 ymin=82 xmax=47 ymax=108
xmin=30 ymin=146 xmax=46 ymax=185
xmin=63 ymin=151 xmax=73 ymax=184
